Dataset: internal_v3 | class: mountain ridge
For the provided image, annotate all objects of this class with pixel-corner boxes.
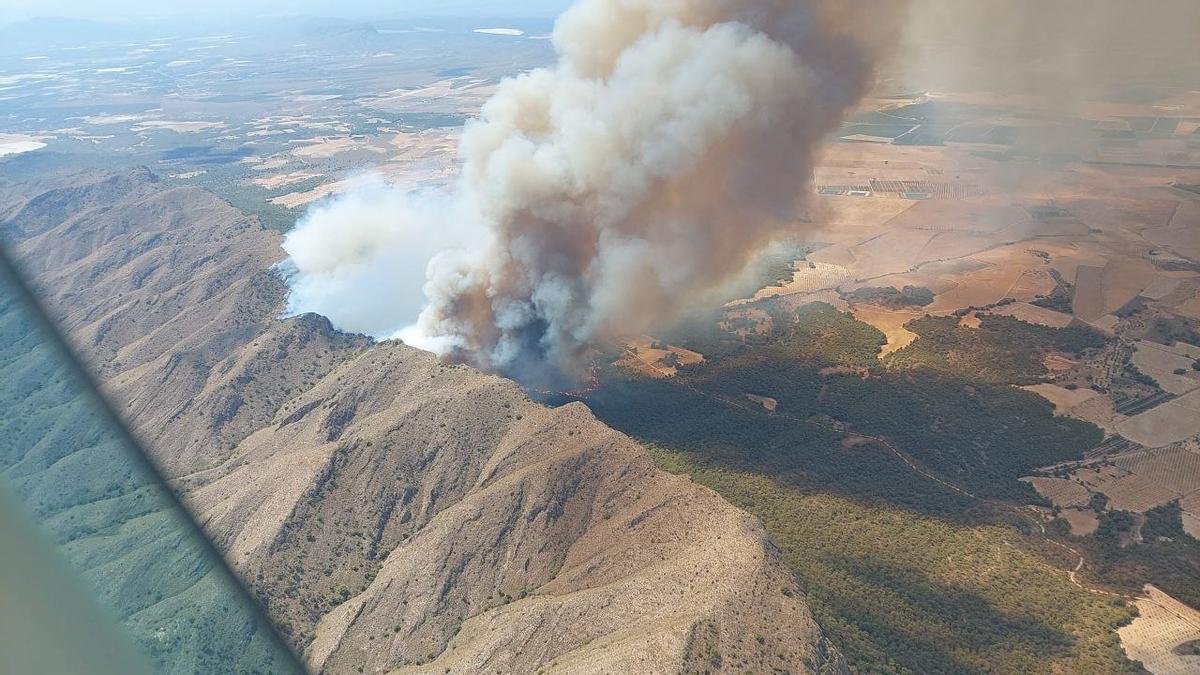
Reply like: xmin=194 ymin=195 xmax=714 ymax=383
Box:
xmin=2 ymin=168 xmax=845 ymax=673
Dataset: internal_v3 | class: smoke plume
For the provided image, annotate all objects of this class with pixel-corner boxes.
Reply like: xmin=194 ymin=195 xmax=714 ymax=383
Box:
xmin=283 ymin=0 xmax=873 ymax=386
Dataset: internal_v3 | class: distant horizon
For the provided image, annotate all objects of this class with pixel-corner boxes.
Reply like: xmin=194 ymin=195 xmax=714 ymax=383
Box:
xmin=0 ymin=1 xmax=574 ymax=26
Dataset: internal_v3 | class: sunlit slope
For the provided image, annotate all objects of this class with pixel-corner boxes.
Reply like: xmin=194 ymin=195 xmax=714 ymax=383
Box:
xmin=0 ymin=169 xmax=847 ymax=673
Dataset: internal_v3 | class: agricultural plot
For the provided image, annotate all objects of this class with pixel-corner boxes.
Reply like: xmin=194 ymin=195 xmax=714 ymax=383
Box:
xmin=1118 ymin=585 xmax=1200 ymax=675
xmin=291 ymin=136 xmax=386 ymax=159
xmin=815 ymin=178 xmax=986 ymax=200
xmin=847 ymin=229 xmax=937 ymax=278
xmin=1050 ymin=439 xmax=1200 ymax=522
xmin=1146 ymin=209 xmax=1200 ymax=261
xmin=1073 ymin=464 xmax=1180 ymax=513
xmin=855 ymin=258 xmax=991 ymax=299
xmin=617 ymin=336 xmax=704 ymax=379
xmin=1131 ymin=340 xmax=1200 ymax=395
xmin=770 ymin=290 xmax=849 ymax=314
xmin=1061 ymin=509 xmax=1100 ymax=536
xmin=1181 ymin=491 xmax=1200 ymax=538
xmin=360 ymin=77 xmax=496 ymax=115
xmin=720 ymin=306 xmax=773 ymax=337
xmin=987 ymin=302 xmax=1076 ymax=328
xmin=1007 ymin=268 xmax=1061 ymax=303
xmin=1039 ymin=242 xmax=1111 ymax=288
xmin=1074 ymin=259 xmax=1159 ymax=322
xmin=918 ymin=230 xmax=1013 ymax=262
xmin=1069 ymin=395 xmax=1122 ymax=435
xmin=1091 ymin=314 xmax=1122 ymax=334
xmin=838 ymin=123 xmax=917 ymax=141
xmin=1142 ymin=276 xmax=1184 ymax=300
xmin=1114 ymin=390 xmax=1177 ymax=417
xmin=270 ymin=179 xmax=350 ymax=208
xmin=1118 ymin=389 xmax=1200 ymax=448
xmin=1166 ymin=284 xmax=1200 ymax=319
xmin=1086 ymin=436 xmax=1143 ymax=461
xmin=1112 ymin=445 xmax=1200 ymax=498
xmin=809 ymin=191 xmax=919 ymax=241
xmin=1070 ymin=263 xmax=1104 ymax=319
xmin=248 ymin=171 xmax=320 ymax=189
xmin=1022 ymin=476 xmax=1091 ymax=508
xmin=753 ymin=261 xmax=852 ymax=299
xmin=1044 ymin=353 xmax=1083 ymax=377
xmin=895 ymin=200 xmax=1028 ymax=235
xmin=926 ymin=261 xmax=1038 ymax=314
xmin=849 ymin=305 xmax=922 ymax=356
xmin=1022 ymin=384 xmax=1101 ymax=413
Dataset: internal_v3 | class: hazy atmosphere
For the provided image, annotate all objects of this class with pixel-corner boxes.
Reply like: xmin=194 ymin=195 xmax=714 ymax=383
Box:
xmin=0 ymin=0 xmax=573 ymax=23
xmin=2 ymin=0 xmax=1199 ymax=673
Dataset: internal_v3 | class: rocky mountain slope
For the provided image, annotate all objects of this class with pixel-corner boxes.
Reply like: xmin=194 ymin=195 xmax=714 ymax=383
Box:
xmin=1 ymin=169 xmax=844 ymax=673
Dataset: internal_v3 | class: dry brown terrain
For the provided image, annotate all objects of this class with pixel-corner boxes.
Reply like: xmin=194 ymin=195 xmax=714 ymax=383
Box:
xmin=1117 ymin=390 xmax=1200 ymax=448
xmin=616 ymin=336 xmax=705 ymax=379
xmin=1022 ymin=477 xmax=1091 ymax=508
xmin=1118 ymin=585 xmax=1200 ymax=674
xmin=1182 ymin=491 xmax=1200 ymax=539
xmin=986 ymin=302 xmax=1075 ymax=328
xmin=3 ymin=169 xmax=842 ymax=674
xmin=746 ymin=393 xmax=779 ymax=412
xmin=1021 ymin=384 xmax=1101 ymax=413
xmin=848 ymin=305 xmax=921 ymax=356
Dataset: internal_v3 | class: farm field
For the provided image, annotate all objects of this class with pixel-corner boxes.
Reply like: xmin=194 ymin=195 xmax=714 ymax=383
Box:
xmin=1182 ymin=491 xmax=1200 ymax=538
xmin=616 ymin=336 xmax=705 ymax=379
xmin=1022 ymin=477 xmax=1091 ymax=508
xmin=1131 ymin=341 xmax=1200 ymax=395
xmin=588 ymin=89 xmax=1200 ymax=671
xmin=1118 ymin=585 xmax=1200 ymax=674
xmin=1117 ymin=390 xmax=1200 ymax=448
xmin=849 ymin=305 xmax=922 ymax=356
xmin=1030 ymin=441 xmax=1200 ymax=516
xmin=1022 ymin=383 xmax=1102 ymax=412
xmin=988 ymin=302 xmax=1076 ymax=328
xmin=754 ymin=261 xmax=852 ymax=299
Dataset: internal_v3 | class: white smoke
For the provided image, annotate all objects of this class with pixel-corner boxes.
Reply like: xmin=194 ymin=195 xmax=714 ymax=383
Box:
xmin=282 ymin=0 xmax=872 ymax=386
xmin=280 ymin=175 xmax=486 ymax=339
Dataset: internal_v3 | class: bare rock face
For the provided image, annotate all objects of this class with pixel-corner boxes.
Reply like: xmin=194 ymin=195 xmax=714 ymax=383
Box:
xmin=6 ymin=170 xmax=369 ymax=476
xmin=189 ymin=342 xmax=836 ymax=673
xmin=3 ymin=170 xmax=843 ymax=674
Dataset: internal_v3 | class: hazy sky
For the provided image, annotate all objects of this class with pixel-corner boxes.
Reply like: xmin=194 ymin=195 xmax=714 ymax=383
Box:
xmin=0 ymin=0 xmax=574 ymax=23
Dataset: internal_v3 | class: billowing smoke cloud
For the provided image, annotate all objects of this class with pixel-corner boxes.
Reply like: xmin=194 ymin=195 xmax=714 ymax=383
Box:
xmin=283 ymin=0 xmax=873 ymax=386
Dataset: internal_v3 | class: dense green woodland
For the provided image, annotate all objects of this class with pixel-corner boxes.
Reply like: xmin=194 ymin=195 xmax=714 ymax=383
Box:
xmin=1080 ymin=501 xmax=1200 ymax=608
xmin=0 ymin=291 xmax=292 ymax=674
xmin=652 ymin=449 xmax=1141 ymax=675
xmin=559 ymin=301 xmax=1154 ymax=674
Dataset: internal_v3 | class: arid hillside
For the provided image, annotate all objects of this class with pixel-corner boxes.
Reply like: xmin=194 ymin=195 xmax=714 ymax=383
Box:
xmin=0 ymin=169 xmax=843 ymax=674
